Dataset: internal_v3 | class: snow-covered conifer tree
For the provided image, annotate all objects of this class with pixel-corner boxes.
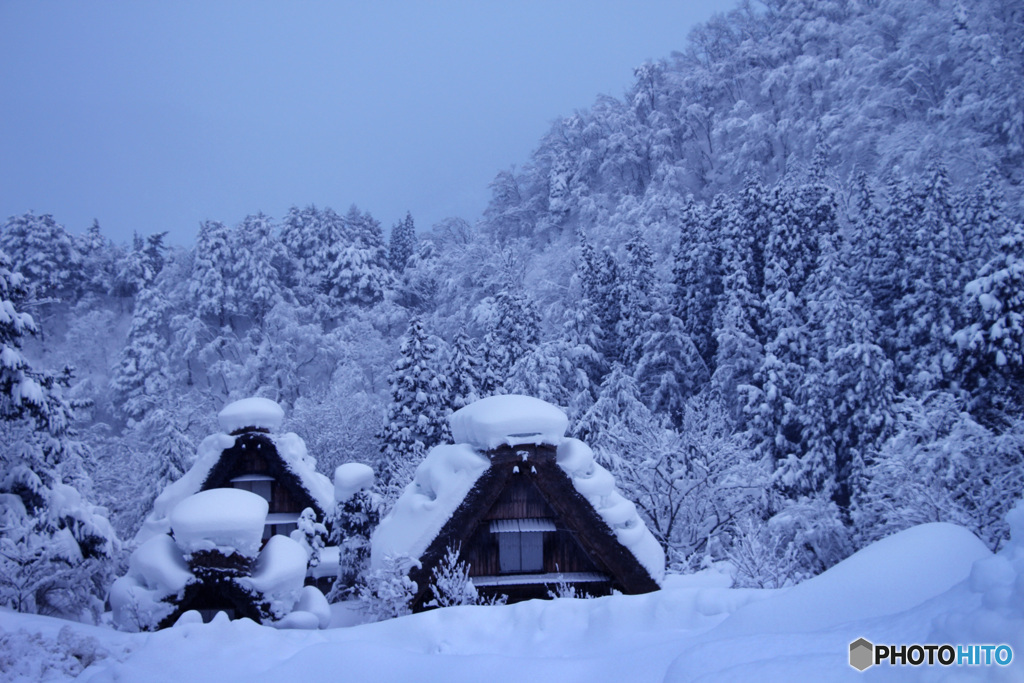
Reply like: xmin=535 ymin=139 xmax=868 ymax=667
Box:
xmin=110 ymin=287 xmax=171 ymax=423
xmin=325 ymin=206 xmax=392 ymax=309
xmin=377 ymin=318 xmax=452 ymax=499
xmin=388 ymin=212 xmax=417 ymax=273
xmin=484 ymin=286 xmax=540 ymax=385
xmin=0 ymin=212 xmax=81 ymax=301
xmin=631 ymin=312 xmax=709 ymax=426
xmin=189 ymin=220 xmax=236 ymax=326
xmin=672 ymin=197 xmax=720 ymax=368
xmin=233 ymin=213 xmax=284 ymax=323
xmin=0 ymin=249 xmax=117 ymax=618
xmin=443 ymin=331 xmax=488 ymax=411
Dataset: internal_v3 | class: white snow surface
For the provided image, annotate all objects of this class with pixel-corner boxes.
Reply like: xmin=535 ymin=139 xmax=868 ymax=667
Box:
xmin=9 ymin=515 xmax=1023 ymax=683
xmin=449 ymin=394 xmax=569 ymax=449
xmin=334 ymin=462 xmax=375 ymax=503
xmin=170 ymin=488 xmax=268 ymax=559
xmin=217 ymin=397 xmax=285 ymax=434
xmin=556 ymin=438 xmax=666 ymax=583
xmin=136 ymin=430 xmax=333 ymax=546
xmin=371 ymin=443 xmax=490 ymax=567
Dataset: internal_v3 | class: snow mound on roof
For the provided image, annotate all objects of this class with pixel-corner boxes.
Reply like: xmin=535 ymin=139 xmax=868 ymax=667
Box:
xmin=218 ymin=397 xmax=284 ymax=433
xmin=334 ymin=462 xmax=375 ymax=503
xmin=170 ymin=488 xmax=268 ymax=559
xmin=557 ymin=438 xmax=666 ymax=584
xmin=237 ymin=534 xmax=308 ymax=620
xmin=450 ymin=395 xmax=568 ymax=450
xmin=136 ymin=433 xmax=236 ymax=545
xmin=371 ymin=443 xmax=490 ymax=567
xmin=110 ymin=534 xmax=194 ymax=631
xmin=271 ymin=432 xmax=334 ymax=512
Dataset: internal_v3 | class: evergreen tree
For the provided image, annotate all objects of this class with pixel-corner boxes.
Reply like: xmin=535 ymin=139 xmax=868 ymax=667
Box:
xmin=325 ymin=206 xmax=391 ymax=309
xmin=377 ymin=318 xmax=452 ymax=499
xmin=617 ymin=228 xmax=656 ymax=365
xmin=955 ymin=221 xmax=1024 ymax=411
xmin=484 ymin=286 xmax=540 ymax=385
xmin=631 ymin=312 xmax=709 ymax=426
xmin=0 ymin=212 xmax=81 ymax=300
xmin=443 ymin=332 xmax=488 ymax=411
xmin=0 ymin=249 xmax=117 ymax=618
xmin=233 ymin=213 xmax=284 ymax=323
xmin=893 ymin=164 xmax=966 ymax=390
xmin=76 ymin=220 xmax=117 ymax=297
xmin=189 ymin=220 xmax=236 ymax=325
xmin=110 ymin=287 xmax=171 ymax=423
xmin=388 ymin=212 xmax=417 ymax=273
xmin=672 ymin=197 xmax=720 ymax=368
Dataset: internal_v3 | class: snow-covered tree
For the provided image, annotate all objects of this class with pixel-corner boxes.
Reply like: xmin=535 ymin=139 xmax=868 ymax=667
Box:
xmin=233 ymin=213 xmax=284 ymax=323
xmin=0 ymin=249 xmax=117 ymax=619
xmin=388 ymin=212 xmax=417 ymax=273
xmin=110 ymin=287 xmax=171 ymax=423
xmin=0 ymin=213 xmax=81 ymax=301
xmin=189 ymin=220 xmax=236 ymax=325
xmin=325 ymin=206 xmax=392 ymax=309
xmin=377 ymin=318 xmax=451 ymax=499
xmin=955 ymin=221 xmax=1024 ymax=412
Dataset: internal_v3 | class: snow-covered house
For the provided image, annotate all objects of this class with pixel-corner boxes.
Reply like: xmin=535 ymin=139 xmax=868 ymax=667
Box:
xmin=372 ymin=395 xmax=665 ymax=610
xmin=111 ymin=488 xmax=330 ymax=630
xmin=136 ymin=397 xmax=335 ymax=546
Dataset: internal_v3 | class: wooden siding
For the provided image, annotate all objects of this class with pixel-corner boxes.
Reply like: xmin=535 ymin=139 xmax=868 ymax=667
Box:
xmin=461 ymin=475 xmax=605 ymax=578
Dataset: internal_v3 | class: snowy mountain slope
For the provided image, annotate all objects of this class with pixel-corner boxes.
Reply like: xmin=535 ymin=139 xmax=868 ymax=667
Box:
xmin=2 ymin=519 xmax=1018 ymax=683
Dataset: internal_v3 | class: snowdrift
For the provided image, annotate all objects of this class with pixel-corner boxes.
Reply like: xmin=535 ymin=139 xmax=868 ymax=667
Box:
xmin=4 ymin=514 xmax=1022 ymax=682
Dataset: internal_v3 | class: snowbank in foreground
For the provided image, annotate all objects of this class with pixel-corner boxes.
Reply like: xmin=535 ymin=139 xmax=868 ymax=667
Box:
xmin=3 ymin=516 xmax=1021 ymax=683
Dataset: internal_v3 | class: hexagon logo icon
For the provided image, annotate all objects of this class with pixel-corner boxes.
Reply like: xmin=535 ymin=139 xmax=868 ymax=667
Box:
xmin=850 ymin=638 xmax=874 ymax=671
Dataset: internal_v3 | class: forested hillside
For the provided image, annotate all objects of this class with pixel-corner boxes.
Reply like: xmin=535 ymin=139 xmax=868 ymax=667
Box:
xmin=2 ymin=0 xmax=1022 ymax=619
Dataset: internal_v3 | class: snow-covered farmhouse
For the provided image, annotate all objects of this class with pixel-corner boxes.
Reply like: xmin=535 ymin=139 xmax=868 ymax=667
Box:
xmin=372 ymin=395 xmax=665 ymax=610
xmin=135 ymin=397 xmax=335 ymax=546
xmin=112 ymin=398 xmax=340 ymax=630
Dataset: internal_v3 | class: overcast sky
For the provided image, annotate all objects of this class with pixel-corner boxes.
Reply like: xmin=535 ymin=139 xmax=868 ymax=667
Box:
xmin=0 ymin=1 xmax=726 ymax=245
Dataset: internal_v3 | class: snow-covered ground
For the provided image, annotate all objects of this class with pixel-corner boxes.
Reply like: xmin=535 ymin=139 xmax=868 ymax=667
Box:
xmin=1 ymin=520 xmax=1021 ymax=682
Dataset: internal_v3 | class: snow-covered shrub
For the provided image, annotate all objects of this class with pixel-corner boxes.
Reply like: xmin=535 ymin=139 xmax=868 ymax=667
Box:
xmin=359 ymin=553 xmax=418 ymax=621
xmin=727 ymin=517 xmax=804 ymax=589
xmin=0 ymin=626 xmax=108 ymax=681
xmin=426 ymin=544 xmax=480 ymax=608
xmin=856 ymin=392 xmax=1024 ymax=551
xmin=546 ymin=568 xmax=591 ymax=600
xmin=289 ymin=507 xmax=326 ymax=569
xmin=727 ymin=498 xmax=850 ymax=588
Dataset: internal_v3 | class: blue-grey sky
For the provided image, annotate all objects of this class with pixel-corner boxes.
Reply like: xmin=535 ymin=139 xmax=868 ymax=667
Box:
xmin=1 ymin=1 xmax=725 ymax=245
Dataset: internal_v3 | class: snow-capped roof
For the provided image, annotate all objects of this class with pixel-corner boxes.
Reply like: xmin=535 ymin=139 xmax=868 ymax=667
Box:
xmin=218 ymin=397 xmax=285 ymax=433
xmin=334 ymin=463 xmax=375 ymax=503
xmin=272 ymin=432 xmax=335 ymax=512
xmin=449 ymin=394 xmax=569 ymax=450
xmin=136 ymin=432 xmax=236 ymax=545
xmin=371 ymin=443 xmax=490 ymax=566
xmin=170 ymin=488 xmax=268 ymax=559
xmin=135 ymin=430 xmax=333 ymax=546
xmin=373 ymin=394 xmax=664 ymax=586
xmin=556 ymin=438 xmax=665 ymax=583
